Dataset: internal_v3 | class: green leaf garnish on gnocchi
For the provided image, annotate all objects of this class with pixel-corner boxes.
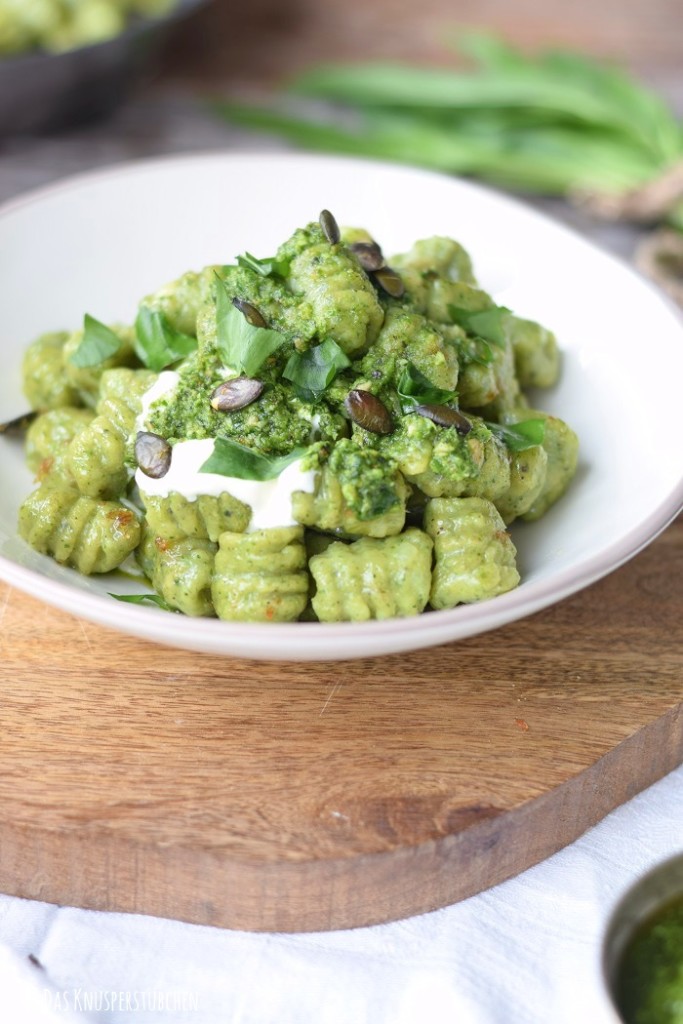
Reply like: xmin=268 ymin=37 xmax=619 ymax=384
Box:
xmin=236 ymin=251 xmax=291 ymax=279
xmin=448 ymin=304 xmax=510 ymax=348
xmin=134 ymin=307 xmax=197 ymax=372
xmin=109 ymin=592 xmax=175 ymax=611
xmin=396 ymin=361 xmax=459 ymax=413
xmin=200 ymin=438 xmax=310 ymax=481
xmin=69 ymin=314 xmax=122 ymax=368
xmin=282 ymin=338 xmax=351 ymax=401
xmin=486 ymin=418 xmax=547 ymax=452
xmin=215 ymin=276 xmax=285 ymax=376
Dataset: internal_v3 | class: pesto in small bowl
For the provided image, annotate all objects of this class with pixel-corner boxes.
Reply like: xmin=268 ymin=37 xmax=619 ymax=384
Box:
xmin=604 ymin=855 xmax=683 ymax=1024
xmin=616 ymin=894 xmax=683 ymax=1024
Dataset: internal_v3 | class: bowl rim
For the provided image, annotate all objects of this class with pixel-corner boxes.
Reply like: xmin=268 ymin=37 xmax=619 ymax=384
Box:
xmin=1 ymin=150 xmax=682 ymax=657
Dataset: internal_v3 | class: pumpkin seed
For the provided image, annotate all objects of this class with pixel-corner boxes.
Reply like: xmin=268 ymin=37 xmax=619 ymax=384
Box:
xmin=349 ymin=241 xmax=384 ymax=271
xmin=232 ymin=297 xmax=267 ymax=328
xmin=371 ymin=266 xmax=405 ymax=299
xmin=416 ymin=404 xmax=472 ymax=435
xmin=135 ymin=431 xmax=172 ymax=479
xmin=0 ymin=411 xmax=36 ymax=434
xmin=319 ymin=209 xmax=341 ymax=245
xmin=344 ymin=389 xmax=394 ymax=435
xmin=210 ymin=377 xmax=264 ymax=412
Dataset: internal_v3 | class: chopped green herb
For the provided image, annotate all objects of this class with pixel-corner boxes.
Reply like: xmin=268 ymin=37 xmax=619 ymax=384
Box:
xmin=282 ymin=338 xmax=351 ymax=401
xmin=486 ymin=418 xmax=546 ymax=451
xmin=462 ymin=336 xmax=495 ymax=366
xmin=396 ymin=361 xmax=458 ymax=413
xmin=69 ymin=314 xmax=122 ymax=368
xmin=199 ymin=437 xmax=309 ymax=480
xmin=215 ymin=276 xmax=285 ymax=376
xmin=448 ymin=305 xmax=510 ymax=348
xmin=134 ymin=307 xmax=197 ymax=372
xmin=237 ymin=251 xmax=291 ymax=279
xmin=109 ymin=592 xmax=174 ymax=611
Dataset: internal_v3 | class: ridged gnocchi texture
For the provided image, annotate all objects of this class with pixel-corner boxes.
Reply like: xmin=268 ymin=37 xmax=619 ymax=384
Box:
xmin=211 ymin=526 xmax=309 ymax=622
xmin=425 ymin=497 xmax=520 ymax=608
xmin=66 ymin=368 xmax=156 ymax=499
xmin=16 ymin=216 xmax=577 ymax=624
xmin=286 ymin=224 xmax=384 ymax=357
xmin=142 ymin=491 xmax=251 ymax=542
xmin=310 ymin=528 xmax=433 ymax=622
xmin=18 ymin=482 xmax=140 ymax=574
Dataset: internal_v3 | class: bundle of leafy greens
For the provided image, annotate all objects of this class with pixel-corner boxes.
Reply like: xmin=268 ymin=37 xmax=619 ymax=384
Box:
xmin=216 ymin=33 xmax=683 ymax=232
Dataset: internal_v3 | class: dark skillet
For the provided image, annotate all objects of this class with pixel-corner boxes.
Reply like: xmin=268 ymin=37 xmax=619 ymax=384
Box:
xmin=0 ymin=0 xmax=211 ymax=136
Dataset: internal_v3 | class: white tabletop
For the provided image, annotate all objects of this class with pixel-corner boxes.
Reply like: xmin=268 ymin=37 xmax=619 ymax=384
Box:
xmin=0 ymin=764 xmax=681 ymax=1023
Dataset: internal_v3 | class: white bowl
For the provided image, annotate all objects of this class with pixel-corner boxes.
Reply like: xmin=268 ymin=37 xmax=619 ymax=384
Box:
xmin=1 ymin=152 xmax=681 ymax=661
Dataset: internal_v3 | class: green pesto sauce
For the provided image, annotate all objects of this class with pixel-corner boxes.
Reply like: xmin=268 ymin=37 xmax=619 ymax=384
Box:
xmin=220 ymin=264 xmax=318 ymax=342
xmin=367 ymin=412 xmax=482 ymax=484
xmin=275 ymin=222 xmax=327 ymax=264
xmin=142 ymin=218 xmax=539 ymax=520
xmin=148 ymin=355 xmax=342 ymax=458
xmin=616 ymin=895 xmax=683 ymax=1024
xmin=429 ymin=419 xmax=488 ymax=479
xmin=328 ymin=438 xmax=402 ymax=520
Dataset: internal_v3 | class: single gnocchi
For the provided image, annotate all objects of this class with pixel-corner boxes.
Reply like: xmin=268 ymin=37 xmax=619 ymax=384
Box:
xmin=310 ymin=528 xmax=433 ymax=621
xmin=425 ymin=497 xmax=520 ymax=608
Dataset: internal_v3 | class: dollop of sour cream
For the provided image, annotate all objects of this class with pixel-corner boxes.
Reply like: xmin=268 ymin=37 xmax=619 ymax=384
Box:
xmin=134 ymin=373 xmax=316 ymax=532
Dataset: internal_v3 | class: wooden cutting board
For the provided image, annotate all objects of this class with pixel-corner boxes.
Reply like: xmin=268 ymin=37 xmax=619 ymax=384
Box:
xmin=0 ymin=516 xmax=681 ymax=933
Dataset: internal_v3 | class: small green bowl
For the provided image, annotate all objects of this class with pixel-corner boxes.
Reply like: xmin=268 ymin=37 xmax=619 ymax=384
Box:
xmin=603 ymin=853 xmax=683 ymax=1024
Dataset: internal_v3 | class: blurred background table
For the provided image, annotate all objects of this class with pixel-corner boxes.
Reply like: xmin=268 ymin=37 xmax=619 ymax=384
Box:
xmin=1 ymin=0 xmax=681 ymax=262
xmin=0 ymin=2 xmax=681 ymax=1022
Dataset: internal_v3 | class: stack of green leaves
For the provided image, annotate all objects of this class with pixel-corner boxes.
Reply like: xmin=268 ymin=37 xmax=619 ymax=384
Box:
xmin=217 ymin=33 xmax=683 ymax=231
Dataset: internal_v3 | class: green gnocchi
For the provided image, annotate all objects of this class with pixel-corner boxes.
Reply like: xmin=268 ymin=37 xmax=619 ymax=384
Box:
xmin=0 ymin=0 xmax=177 ymax=57
xmin=15 ymin=211 xmax=578 ymax=623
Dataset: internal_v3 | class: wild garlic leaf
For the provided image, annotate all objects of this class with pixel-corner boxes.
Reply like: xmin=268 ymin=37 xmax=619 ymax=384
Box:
xmin=282 ymin=338 xmax=350 ymax=400
xmin=215 ymin=277 xmax=284 ymax=376
xmin=448 ymin=305 xmax=510 ymax=348
xmin=134 ymin=307 xmax=197 ymax=372
xmin=109 ymin=592 xmax=174 ymax=611
xmin=396 ymin=362 xmax=458 ymax=413
xmin=199 ymin=438 xmax=308 ymax=481
xmin=460 ymin=336 xmax=495 ymax=367
xmin=237 ymin=251 xmax=291 ymax=279
xmin=69 ymin=314 xmax=121 ymax=368
xmin=486 ymin=418 xmax=546 ymax=451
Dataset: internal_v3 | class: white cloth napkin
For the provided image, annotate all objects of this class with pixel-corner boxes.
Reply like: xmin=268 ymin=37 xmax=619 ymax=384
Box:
xmin=0 ymin=763 xmax=681 ymax=1024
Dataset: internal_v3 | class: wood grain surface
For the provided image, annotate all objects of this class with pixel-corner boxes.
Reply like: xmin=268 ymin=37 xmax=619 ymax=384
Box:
xmin=169 ymin=0 xmax=683 ymax=85
xmin=0 ymin=515 xmax=680 ymax=932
